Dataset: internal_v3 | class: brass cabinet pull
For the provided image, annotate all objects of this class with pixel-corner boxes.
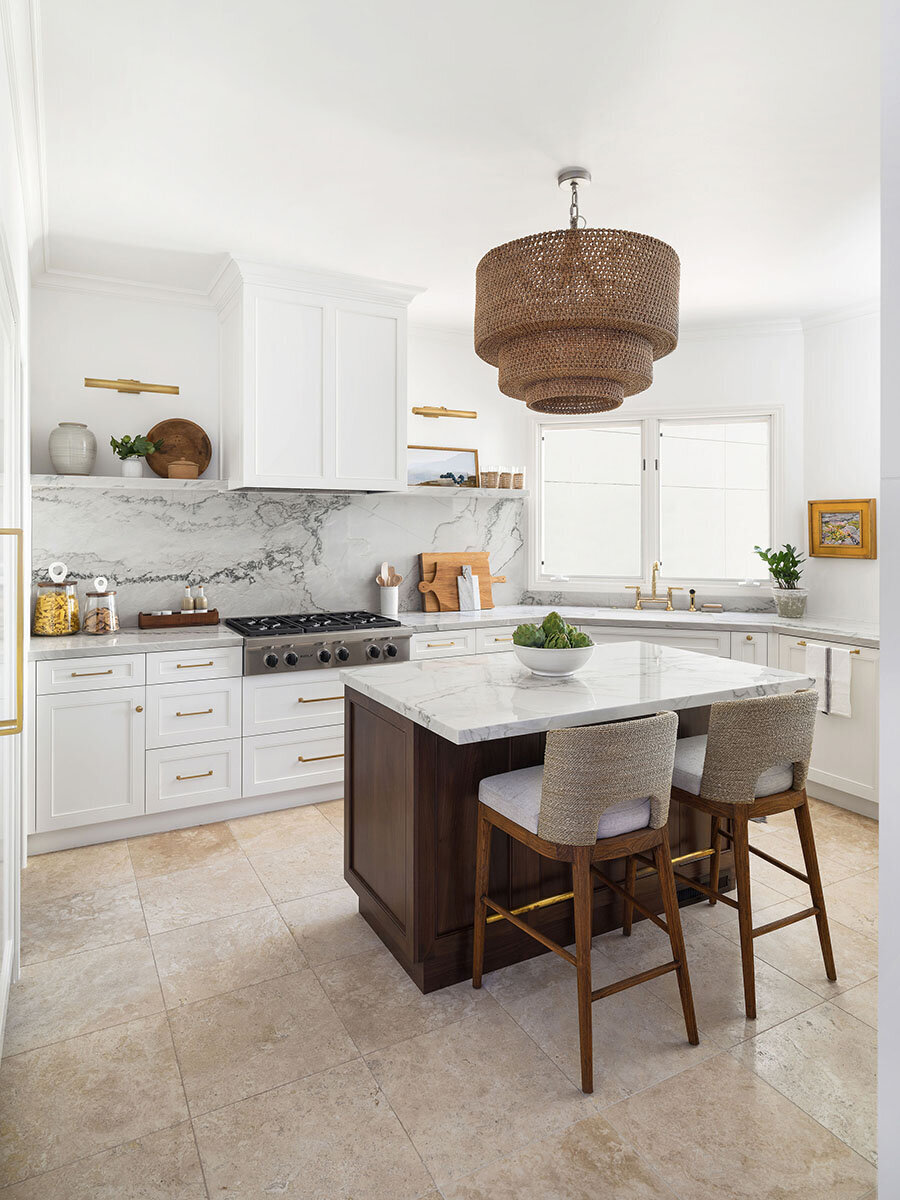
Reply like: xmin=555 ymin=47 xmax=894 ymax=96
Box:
xmin=177 ymin=661 xmax=214 ymax=669
xmin=175 ymin=708 xmax=213 ymax=717
xmin=71 ymin=668 xmax=114 ymax=677
xmin=797 ymin=638 xmax=860 ymax=654
xmin=745 ymin=634 xmax=753 ymax=641
xmin=297 ymin=751 xmax=344 ymax=763
xmin=298 ymin=695 xmax=343 ymax=703
xmin=427 ymin=641 xmax=456 ymax=648
xmin=797 ymin=640 xmax=807 ymax=647
xmin=176 ymin=769 xmax=213 ymax=780
xmin=135 ymin=705 xmax=143 ymax=713
xmin=494 ymin=637 xmax=513 ymax=643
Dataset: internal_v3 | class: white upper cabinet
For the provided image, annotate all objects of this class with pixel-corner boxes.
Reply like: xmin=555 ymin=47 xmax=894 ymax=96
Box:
xmin=214 ymin=259 xmax=422 ymax=490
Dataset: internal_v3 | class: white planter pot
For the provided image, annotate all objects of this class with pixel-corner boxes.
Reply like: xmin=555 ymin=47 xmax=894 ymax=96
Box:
xmin=120 ymin=458 xmax=144 ymax=478
xmin=48 ymin=422 xmax=96 ymax=475
xmin=772 ymin=587 xmax=808 ymax=619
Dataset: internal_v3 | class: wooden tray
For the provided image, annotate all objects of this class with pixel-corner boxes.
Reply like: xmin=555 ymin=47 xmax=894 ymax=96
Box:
xmin=418 ymin=552 xmax=506 ymax=611
xmin=138 ymin=609 xmax=220 ymax=629
xmin=145 ymin=418 xmax=212 ymax=478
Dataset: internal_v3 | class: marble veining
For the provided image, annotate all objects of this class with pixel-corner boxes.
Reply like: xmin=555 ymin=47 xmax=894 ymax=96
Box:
xmin=341 ymin=640 xmax=815 ymax=743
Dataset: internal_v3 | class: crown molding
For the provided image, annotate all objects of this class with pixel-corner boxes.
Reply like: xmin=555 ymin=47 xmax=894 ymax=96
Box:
xmin=221 ymin=256 xmax=426 ymax=310
xmin=31 ymin=266 xmax=221 ymax=309
xmin=801 ymin=300 xmax=880 ymax=330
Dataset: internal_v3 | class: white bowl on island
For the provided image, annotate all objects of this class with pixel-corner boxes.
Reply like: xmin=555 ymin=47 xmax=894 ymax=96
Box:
xmin=514 ymin=643 xmax=594 ymax=678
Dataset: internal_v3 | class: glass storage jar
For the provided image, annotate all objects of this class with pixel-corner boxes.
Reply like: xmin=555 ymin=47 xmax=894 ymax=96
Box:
xmin=83 ymin=587 xmax=119 ymax=634
xmin=33 ymin=578 xmax=80 ymax=636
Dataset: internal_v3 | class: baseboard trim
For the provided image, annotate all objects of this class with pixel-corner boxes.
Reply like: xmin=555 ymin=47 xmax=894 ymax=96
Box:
xmin=808 ymin=782 xmax=878 ymax=821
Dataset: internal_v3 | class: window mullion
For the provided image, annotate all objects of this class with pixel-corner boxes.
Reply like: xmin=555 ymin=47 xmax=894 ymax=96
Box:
xmin=642 ymin=417 xmax=661 ymax=582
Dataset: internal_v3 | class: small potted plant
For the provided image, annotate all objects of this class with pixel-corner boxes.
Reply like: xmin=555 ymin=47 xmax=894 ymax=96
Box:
xmin=753 ymin=543 xmax=807 ymax=618
xmin=110 ymin=433 xmax=163 ymax=478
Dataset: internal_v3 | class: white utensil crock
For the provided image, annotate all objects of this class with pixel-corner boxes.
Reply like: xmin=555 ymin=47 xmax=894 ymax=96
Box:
xmin=379 ymin=586 xmax=399 ymax=618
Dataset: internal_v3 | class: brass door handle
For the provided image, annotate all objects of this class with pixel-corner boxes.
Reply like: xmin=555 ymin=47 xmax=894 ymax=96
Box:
xmin=71 ymin=668 xmax=114 ymax=677
xmin=177 ymin=661 xmax=214 ymax=669
xmin=297 ymin=752 xmax=344 ymax=763
xmin=175 ymin=708 xmax=213 ymax=717
xmin=176 ymin=769 xmax=213 ymax=780
xmin=298 ymin=695 xmax=343 ymax=703
xmin=0 ymin=528 xmax=23 ymax=737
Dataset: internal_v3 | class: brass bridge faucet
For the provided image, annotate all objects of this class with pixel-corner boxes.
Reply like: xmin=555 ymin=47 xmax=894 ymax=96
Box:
xmin=626 ymin=562 xmax=683 ymax=611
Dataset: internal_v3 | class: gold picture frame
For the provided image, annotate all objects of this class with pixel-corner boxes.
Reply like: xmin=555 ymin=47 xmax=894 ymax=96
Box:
xmin=407 ymin=445 xmax=480 ymax=488
xmin=808 ymin=498 xmax=877 ymax=559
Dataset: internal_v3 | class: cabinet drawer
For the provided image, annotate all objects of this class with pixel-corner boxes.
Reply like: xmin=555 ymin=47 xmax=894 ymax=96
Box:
xmin=242 ymin=727 xmax=344 ymax=798
xmin=243 ymin=671 xmax=344 ymax=736
xmin=146 ymin=678 xmax=242 ymax=749
xmin=475 ymin=627 xmax=516 ymax=654
xmin=37 ymin=654 xmax=145 ymax=695
xmin=146 ymin=645 xmax=242 ymax=685
xmin=146 ymin=739 xmax=242 ymax=813
xmin=409 ymin=630 xmax=477 ymax=660
xmin=582 ymin=627 xmax=731 ymax=658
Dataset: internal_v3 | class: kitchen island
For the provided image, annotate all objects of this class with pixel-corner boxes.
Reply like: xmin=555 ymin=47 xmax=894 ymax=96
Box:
xmin=342 ymin=641 xmax=814 ymax=992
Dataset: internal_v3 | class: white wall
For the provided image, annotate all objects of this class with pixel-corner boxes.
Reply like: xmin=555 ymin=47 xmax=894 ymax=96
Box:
xmin=29 ymin=286 xmax=219 ymax=477
xmin=803 ymin=310 xmax=880 ymax=622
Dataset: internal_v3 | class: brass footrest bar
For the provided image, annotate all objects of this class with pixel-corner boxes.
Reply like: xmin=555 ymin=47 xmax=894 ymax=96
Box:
xmin=635 ymin=846 xmax=715 ymax=881
xmin=591 ymin=864 xmax=669 ymax=935
xmin=591 ymin=960 xmax=678 ymax=1002
xmin=485 ymin=889 xmax=574 ymax=924
xmin=753 ymin=906 xmax=819 ymax=938
xmin=482 ymin=897 xmax=576 ymax=965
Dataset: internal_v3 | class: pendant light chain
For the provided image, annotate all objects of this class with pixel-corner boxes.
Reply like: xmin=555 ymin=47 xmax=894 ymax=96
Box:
xmin=568 ymin=181 xmax=586 ymax=229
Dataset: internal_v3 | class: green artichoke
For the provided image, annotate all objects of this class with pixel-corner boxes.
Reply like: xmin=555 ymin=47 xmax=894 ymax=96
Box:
xmin=569 ymin=631 xmax=593 ymax=648
xmin=544 ymin=632 xmax=571 ymax=649
xmin=540 ymin=611 xmax=566 ymax=637
xmin=512 ymin=623 xmax=546 ymax=647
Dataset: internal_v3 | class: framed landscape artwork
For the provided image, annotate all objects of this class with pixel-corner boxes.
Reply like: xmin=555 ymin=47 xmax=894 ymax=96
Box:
xmin=808 ymin=498 xmax=877 ymax=559
xmin=407 ymin=445 xmax=480 ymax=488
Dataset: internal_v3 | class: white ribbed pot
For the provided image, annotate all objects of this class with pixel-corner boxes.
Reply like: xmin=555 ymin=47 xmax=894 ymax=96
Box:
xmin=120 ymin=458 xmax=144 ymax=478
xmin=772 ymin=587 xmax=808 ymax=619
xmin=48 ymin=422 xmax=96 ymax=475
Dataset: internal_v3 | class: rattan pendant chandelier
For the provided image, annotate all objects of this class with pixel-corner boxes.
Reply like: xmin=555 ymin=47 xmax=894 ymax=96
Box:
xmin=474 ymin=168 xmax=680 ymax=414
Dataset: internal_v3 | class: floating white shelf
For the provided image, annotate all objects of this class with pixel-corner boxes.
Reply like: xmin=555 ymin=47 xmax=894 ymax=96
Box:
xmin=401 ymin=486 xmax=529 ymax=498
xmin=32 ymin=474 xmax=229 ymax=492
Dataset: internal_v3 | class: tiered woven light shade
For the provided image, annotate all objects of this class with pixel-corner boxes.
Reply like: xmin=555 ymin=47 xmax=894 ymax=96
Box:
xmin=474 ymin=227 xmax=680 ymax=414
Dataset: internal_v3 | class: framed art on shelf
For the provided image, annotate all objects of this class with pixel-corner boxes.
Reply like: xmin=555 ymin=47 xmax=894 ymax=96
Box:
xmin=407 ymin=445 xmax=480 ymax=488
xmin=808 ymin=498 xmax=877 ymax=559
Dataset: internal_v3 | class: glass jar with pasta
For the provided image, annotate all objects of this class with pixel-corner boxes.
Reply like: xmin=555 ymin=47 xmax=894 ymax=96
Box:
xmin=33 ymin=575 xmax=80 ymax=636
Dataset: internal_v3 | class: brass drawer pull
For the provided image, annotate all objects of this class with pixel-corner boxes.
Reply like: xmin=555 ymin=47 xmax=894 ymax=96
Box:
xmin=494 ymin=637 xmax=513 ymax=643
xmin=175 ymin=708 xmax=213 ymax=717
xmin=298 ymin=695 xmax=343 ymax=703
xmin=297 ymin=751 xmax=344 ymax=763
xmin=797 ymin=639 xmax=860 ymax=654
xmin=177 ymin=661 xmax=214 ymax=669
xmin=427 ymin=641 xmax=456 ymax=648
xmin=176 ymin=769 xmax=213 ymax=780
xmin=71 ymin=668 xmax=114 ymax=677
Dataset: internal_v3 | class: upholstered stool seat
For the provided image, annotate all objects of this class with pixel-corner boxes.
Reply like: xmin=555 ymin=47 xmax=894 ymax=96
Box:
xmin=673 ymin=735 xmax=794 ymax=798
xmin=479 ymin=765 xmax=652 ymax=839
xmin=472 ymin=712 xmax=699 ymax=1095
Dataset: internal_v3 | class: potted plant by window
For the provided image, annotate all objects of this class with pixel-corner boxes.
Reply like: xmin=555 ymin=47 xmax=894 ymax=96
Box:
xmin=110 ymin=434 xmax=163 ymax=478
xmin=754 ymin=543 xmax=807 ymax=618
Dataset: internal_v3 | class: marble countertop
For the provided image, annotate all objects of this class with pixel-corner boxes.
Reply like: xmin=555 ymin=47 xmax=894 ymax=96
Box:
xmin=341 ymin=641 xmax=815 ymax=744
xmin=29 ymin=625 xmax=243 ymax=662
xmin=396 ymin=605 xmax=880 ymax=648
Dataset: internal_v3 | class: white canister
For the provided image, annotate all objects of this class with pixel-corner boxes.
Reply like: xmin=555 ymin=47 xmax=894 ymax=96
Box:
xmin=379 ymin=585 xmax=399 ymax=618
xmin=48 ymin=422 xmax=97 ymax=476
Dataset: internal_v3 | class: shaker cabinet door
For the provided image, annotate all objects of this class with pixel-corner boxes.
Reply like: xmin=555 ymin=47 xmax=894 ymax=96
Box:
xmin=36 ymin=686 xmax=146 ymax=831
xmin=334 ymin=304 xmax=405 ymax=489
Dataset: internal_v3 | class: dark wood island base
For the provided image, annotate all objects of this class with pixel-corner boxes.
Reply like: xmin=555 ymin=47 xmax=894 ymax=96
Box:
xmin=343 ymin=687 xmax=732 ymax=994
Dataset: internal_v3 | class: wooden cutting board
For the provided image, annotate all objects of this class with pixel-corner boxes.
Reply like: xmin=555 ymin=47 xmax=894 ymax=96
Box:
xmin=418 ymin=552 xmax=506 ymax=611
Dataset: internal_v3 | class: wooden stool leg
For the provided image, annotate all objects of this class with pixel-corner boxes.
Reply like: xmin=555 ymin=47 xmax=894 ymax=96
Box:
xmin=732 ymin=812 xmax=757 ymax=1019
xmin=573 ymin=846 xmax=594 ymax=1094
xmin=654 ymin=832 xmax=699 ymax=1045
xmin=708 ymin=814 xmax=722 ymax=904
xmin=622 ymin=855 xmax=637 ymax=936
xmin=472 ymin=806 xmax=492 ymax=989
xmin=794 ymin=795 xmax=837 ymax=982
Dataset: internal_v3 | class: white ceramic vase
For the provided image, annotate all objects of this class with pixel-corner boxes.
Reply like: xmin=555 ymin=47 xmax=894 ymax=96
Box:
xmin=120 ymin=458 xmax=144 ymax=478
xmin=48 ymin=422 xmax=96 ymax=475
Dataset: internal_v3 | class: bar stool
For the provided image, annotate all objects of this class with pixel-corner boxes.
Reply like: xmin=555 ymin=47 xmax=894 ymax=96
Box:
xmin=471 ymin=711 xmax=699 ymax=1095
xmin=662 ymin=690 xmax=836 ymax=1020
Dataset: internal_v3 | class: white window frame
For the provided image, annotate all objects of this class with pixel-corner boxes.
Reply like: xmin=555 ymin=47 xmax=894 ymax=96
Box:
xmin=529 ymin=406 xmax=783 ymax=594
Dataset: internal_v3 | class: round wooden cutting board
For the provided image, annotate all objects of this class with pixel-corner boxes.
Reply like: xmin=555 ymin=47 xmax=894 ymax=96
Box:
xmin=145 ymin=418 xmax=212 ymax=478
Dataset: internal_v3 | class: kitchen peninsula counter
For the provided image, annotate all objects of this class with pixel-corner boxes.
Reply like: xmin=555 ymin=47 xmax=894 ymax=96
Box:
xmin=341 ymin=642 xmax=813 ymax=992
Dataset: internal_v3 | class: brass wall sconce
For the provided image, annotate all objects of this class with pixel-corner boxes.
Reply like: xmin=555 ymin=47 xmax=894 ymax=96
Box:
xmin=411 ymin=405 xmax=477 ymax=419
xmin=84 ymin=377 xmax=180 ymax=396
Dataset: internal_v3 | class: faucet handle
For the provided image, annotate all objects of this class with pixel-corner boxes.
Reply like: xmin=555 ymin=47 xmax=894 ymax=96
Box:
xmin=625 ymin=585 xmax=642 ymax=611
xmin=665 ymin=586 xmax=683 ymax=612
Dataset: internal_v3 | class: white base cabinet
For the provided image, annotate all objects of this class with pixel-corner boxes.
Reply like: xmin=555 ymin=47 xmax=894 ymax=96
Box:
xmin=243 ymin=728 xmax=344 ymax=798
xmin=730 ymin=631 xmax=769 ymax=664
xmin=146 ymin=739 xmax=243 ymax=814
xmin=582 ymin=626 xmax=732 ymax=658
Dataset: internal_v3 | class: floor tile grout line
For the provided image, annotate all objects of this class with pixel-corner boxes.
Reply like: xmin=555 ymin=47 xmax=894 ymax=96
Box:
xmin=1 ymin=1002 xmax=170 ymax=1063
xmin=147 ymin=900 xmax=275 ymax=944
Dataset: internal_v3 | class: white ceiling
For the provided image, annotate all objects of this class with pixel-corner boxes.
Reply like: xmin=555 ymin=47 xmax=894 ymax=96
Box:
xmin=37 ymin=0 xmax=879 ymax=328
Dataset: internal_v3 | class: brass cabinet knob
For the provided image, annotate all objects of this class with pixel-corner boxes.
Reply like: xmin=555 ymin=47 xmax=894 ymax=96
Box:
xmin=746 ymin=634 xmax=753 ymax=641
xmin=135 ymin=705 xmax=143 ymax=713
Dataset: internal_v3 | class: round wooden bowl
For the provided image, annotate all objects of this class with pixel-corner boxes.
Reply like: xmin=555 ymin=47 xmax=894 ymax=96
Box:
xmin=145 ymin=419 xmax=212 ymax=478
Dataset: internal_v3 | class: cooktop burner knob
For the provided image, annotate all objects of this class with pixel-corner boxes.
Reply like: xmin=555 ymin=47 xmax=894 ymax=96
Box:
xmin=263 ymin=652 xmax=279 ymax=669
xmin=384 ymin=642 xmax=399 ymax=658
xmin=284 ymin=650 xmax=299 ymax=667
xmin=335 ymin=645 xmax=350 ymax=662
xmin=366 ymin=643 xmax=382 ymax=660
xmin=317 ymin=647 xmax=332 ymax=664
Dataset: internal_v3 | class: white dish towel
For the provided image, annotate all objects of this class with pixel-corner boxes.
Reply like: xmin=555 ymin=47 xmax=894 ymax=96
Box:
xmin=829 ymin=647 xmax=853 ymax=718
xmin=805 ymin=644 xmax=829 ymax=714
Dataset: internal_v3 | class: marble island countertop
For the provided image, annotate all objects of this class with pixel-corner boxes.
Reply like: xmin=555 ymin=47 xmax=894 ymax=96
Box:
xmin=396 ymin=605 xmax=879 ymax=648
xmin=341 ymin=641 xmax=815 ymax=744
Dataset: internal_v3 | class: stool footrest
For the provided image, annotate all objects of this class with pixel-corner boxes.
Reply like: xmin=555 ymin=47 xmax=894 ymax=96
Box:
xmin=718 ymin=827 xmax=811 ymax=885
xmin=591 ymin=864 xmax=669 ymax=935
xmin=591 ymin=960 xmax=678 ymax=1001
xmin=482 ymin=897 xmax=577 ymax=966
xmin=753 ymin=906 xmax=819 ymax=938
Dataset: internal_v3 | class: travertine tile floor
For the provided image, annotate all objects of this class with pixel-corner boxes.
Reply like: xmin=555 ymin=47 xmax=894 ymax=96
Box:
xmin=0 ymin=794 xmax=877 ymax=1198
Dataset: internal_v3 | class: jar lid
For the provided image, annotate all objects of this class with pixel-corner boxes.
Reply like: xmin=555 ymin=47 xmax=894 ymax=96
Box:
xmin=85 ymin=590 xmax=117 ymax=597
xmin=37 ymin=578 xmax=76 ymax=587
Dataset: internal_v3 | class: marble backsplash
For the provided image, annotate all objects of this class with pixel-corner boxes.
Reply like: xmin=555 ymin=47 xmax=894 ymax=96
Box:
xmin=31 ymin=485 xmax=528 ymax=624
